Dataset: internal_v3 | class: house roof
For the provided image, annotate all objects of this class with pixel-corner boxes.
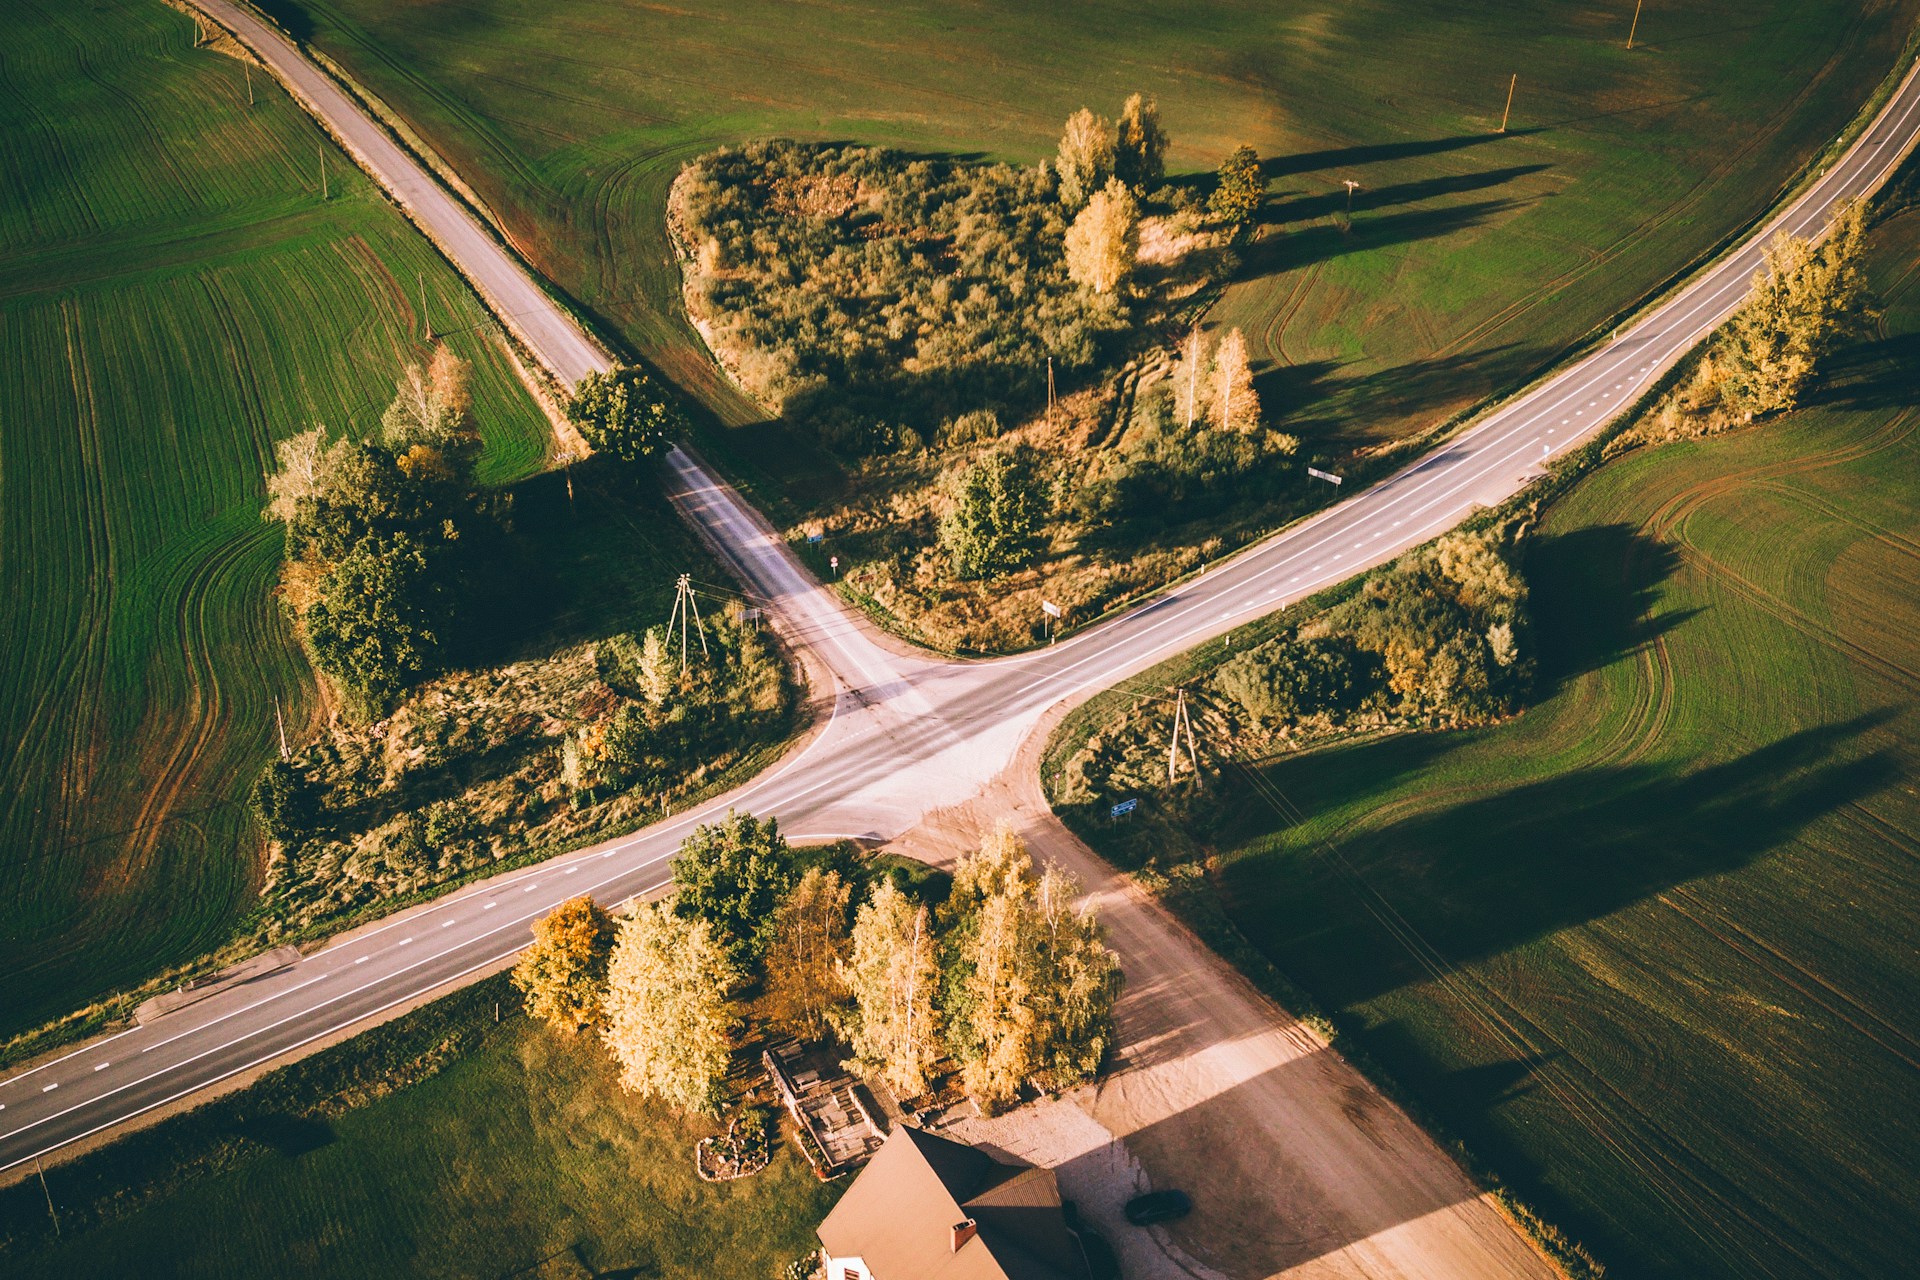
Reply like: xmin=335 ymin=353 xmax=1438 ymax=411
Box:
xmin=817 ymin=1125 xmax=1089 ymax=1280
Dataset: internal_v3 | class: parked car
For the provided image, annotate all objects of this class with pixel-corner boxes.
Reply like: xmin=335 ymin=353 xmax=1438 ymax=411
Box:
xmin=1124 ymin=1189 xmax=1193 ymax=1225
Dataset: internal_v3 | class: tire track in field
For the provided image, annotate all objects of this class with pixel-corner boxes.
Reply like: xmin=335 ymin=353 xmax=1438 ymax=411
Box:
xmin=1435 ymin=29 xmax=1868 ymax=364
xmin=1662 ymin=884 xmax=1920 ymax=1073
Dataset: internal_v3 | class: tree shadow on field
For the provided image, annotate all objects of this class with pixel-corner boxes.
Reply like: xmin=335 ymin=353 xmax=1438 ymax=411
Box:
xmin=1261 ymin=164 xmax=1552 ymax=229
xmin=1369 ymin=1021 xmax=1562 ymax=1113
xmin=1234 ymin=196 xmax=1529 ymax=284
xmin=1804 ymin=330 xmax=1920 ymax=414
xmin=234 ymin=1111 xmax=335 ymax=1158
xmin=1524 ymin=523 xmax=1696 ymax=694
xmin=1260 ymin=130 xmax=1546 ymax=181
xmin=1262 ymin=343 xmax=1547 ymax=445
xmin=252 ymin=0 xmax=314 ymax=43
xmin=1221 ymin=710 xmax=1899 ymax=1010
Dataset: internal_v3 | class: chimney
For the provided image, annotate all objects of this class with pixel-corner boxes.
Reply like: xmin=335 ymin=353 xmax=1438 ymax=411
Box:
xmin=951 ymin=1218 xmax=979 ymax=1252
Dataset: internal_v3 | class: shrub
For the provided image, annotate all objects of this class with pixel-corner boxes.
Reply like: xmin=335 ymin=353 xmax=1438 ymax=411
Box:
xmin=304 ymin=531 xmax=453 ymax=717
xmin=249 ymin=759 xmax=319 ymax=844
xmin=1210 ymin=145 xmax=1265 ymax=227
xmin=940 ymin=446 xmax=1050 ymax=579
xmin=567 ymin=365 xmax=686 ymax=463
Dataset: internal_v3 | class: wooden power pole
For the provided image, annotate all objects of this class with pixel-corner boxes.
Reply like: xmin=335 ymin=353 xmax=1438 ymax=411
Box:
xmin=1627 ymin=0 xmax=1644 ymax=49
xmin=1499 ymin=74 xmax=1517 ymax=134
xmin=667 ymin=573 xmax=709 ymax=677
xmin=1167 ymin=689 xmax=1200 ymax=786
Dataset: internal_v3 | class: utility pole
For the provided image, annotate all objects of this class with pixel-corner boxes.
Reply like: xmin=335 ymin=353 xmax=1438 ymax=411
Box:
xmin=245 ymin=62 xmax=254 ymax=106
xmin=1627 ymin=0 xmax=1644 ymax=49
xmin=1499 ymin=74 xmax=1517 ymax=134
xmin=418 ymin=272 xmax=433 ymax=342
xmin=667 ymin=572 xmax=709 ymax=677
xmin=275 ymin=698 xmax=289 ymax=761
xmin=1343 ymin=179 xmax=1361 ymax=230
xmin=35 ymin=1157 xmax=59 ymax=1237
xmin=1167 ymin=688 xmax=1200 ymax=786
xmin=319 ymin=140 xmax=328 ymax=200
xmin=1185 ymin=327 xmax=1200 ymax=428
xmin=1046 ymin=356 xmax=1056 ymax=424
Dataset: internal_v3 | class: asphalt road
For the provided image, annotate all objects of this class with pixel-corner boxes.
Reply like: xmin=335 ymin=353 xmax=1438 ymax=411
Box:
xmin=5 ymin=5 xmax=1918 ymax=1269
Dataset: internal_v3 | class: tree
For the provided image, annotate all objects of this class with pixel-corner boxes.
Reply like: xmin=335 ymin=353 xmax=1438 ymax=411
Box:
xmin=263 ymin=425 xmax=345 ymax=527
xmin=248 ymin=758 xmax=319 ymax=844
xmin=1114 ymin=93 xmax=1167 ymax=193
xmin=513 ymin=896 xmax=616 ymax=1032
xmin=567 ymin=365 xmax=685 ymax=463
xmin=1721 ymin=197 xmax=1871 ymax=416
xmin=602 ymin=902 xmax=741 ymax=1115
xmin=939 ymin=445 xmax=1049 ymax=580
xmin=1055 ymin=107 xmax=1117 ymax=211
xmin=1210 ymin=145 xmax=1264 ymax=227
xmin=303 ymin=530 xmax=451 ymax=715
xmin=764 ymin=867 xmax=853 ymax=1038
xmin=381 ymin=343 xmax=475 ymax=459
xmin=841 ymin=880 xmax=942 ymax=1097
xmin=285 ymin=442 xmax=436 ymax=567
xmin=1210 ymin=327 xmax=1260 ymax=432
xmin=941 ymin=827 xmax=1119 ymax=1112
xmin=1065 ymin=177 xmax=1139 ymax=297
xmin=670 ymin=811 xmax=796 ymax=971
xmin=1025 ymin=861 xmax=1120 ymax=1091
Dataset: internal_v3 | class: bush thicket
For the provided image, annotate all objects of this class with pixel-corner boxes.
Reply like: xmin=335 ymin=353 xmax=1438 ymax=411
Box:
xmin=672 ymin=140 xmax=1127 ymax=452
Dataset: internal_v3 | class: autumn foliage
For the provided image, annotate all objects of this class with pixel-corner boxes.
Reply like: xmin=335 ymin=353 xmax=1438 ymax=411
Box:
xmin=512 ymin=895 xmax=615 ymax=1032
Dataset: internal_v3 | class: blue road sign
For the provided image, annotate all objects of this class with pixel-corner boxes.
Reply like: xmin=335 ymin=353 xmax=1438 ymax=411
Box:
xmin=1110 ymin=798 xmax=1139 ymax=818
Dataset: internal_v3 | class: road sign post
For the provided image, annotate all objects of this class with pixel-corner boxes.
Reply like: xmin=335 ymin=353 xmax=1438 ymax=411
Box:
xmin=1307 ymin=466 xmax=1343 ymax=486
xmin=1042 ymin=598 xmax=1062 ymax=644
xmin=829 ymin=555 xmax=839 ymax=577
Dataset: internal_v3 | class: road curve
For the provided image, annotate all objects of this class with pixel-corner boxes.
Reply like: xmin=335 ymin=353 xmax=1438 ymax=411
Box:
xmin=6 ymin=6 xmax=1919 ymax=1275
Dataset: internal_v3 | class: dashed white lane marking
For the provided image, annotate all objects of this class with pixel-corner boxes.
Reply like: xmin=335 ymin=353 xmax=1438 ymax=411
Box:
xmin=604 ymin=851 xmax=618 ymax=859
xmin=94 ymin=1063 xmax=109 ymax=1071
xmin=42 ymin=1084 xmax=56 ymax=1092
xmin=564 ymin=866 xmax=579 ymax=875
xmin=522 ymin=884 xmax=540 ymax=893
xmin=354 ymin=956 xmax=368 ymax=965
xmin=400 ymin=938 xmax=413 ymax=945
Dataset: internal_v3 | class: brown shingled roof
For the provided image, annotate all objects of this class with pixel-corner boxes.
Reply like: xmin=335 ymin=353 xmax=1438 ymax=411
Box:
xmin=816 ymin=1125 xmax=1090 ymax=1280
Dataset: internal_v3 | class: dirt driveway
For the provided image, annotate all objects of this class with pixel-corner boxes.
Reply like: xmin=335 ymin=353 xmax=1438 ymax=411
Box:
xmin=888 ymin=724 xmax=1560 ymax=1280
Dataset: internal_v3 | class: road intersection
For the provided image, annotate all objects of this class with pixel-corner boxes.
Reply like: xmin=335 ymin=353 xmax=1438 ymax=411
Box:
xmin=5 ymin=3 xmax=1919 ymax=1272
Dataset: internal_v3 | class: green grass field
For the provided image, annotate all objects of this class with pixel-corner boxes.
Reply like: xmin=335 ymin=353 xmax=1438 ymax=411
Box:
xmin=266 ymin=0 xmax=1914 ymax=492
xmin=1 ymin=980 xmax=838 ymax=1279
xmin=0 ymin=0 xmax=555 ymax=1040
xmin=1186 ymin=206 xmax=1920 ymax=1278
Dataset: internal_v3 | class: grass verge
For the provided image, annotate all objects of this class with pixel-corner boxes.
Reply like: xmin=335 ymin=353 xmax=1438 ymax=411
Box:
xmin=0 ymin=975 xmax=840 ymax=1278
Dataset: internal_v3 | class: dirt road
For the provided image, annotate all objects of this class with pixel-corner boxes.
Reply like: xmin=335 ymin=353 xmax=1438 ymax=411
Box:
xmin=893 ymin=719 xmax=1561 ymax=1280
